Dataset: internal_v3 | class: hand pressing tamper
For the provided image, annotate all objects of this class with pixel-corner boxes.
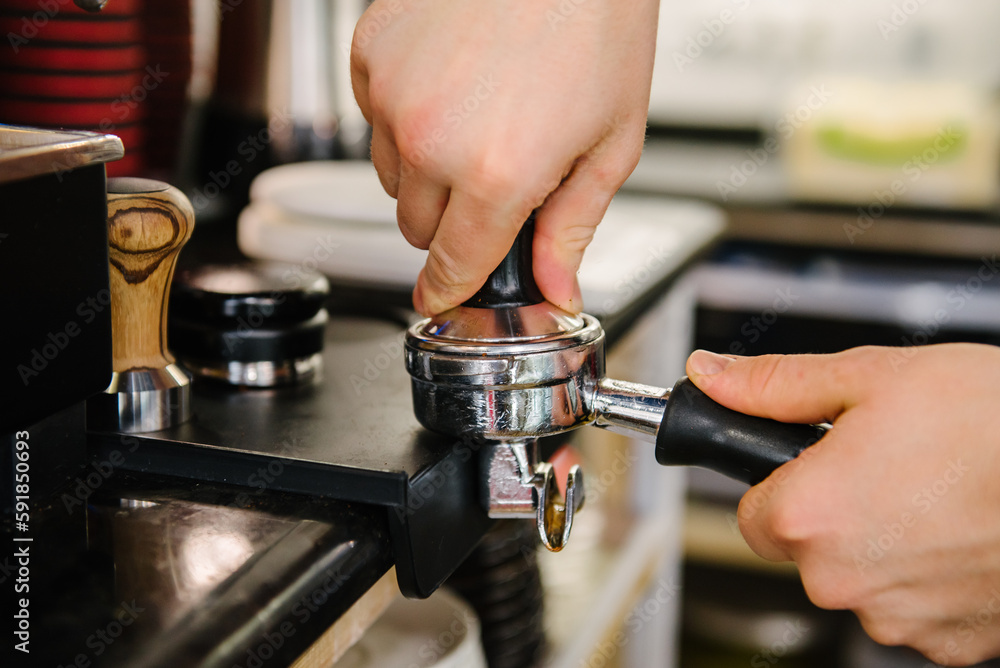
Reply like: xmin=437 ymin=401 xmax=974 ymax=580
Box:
xmin=87 ymin=178 xmax=195 ymax=433
xmin=405 ymin=216 xmax=828 ymax=551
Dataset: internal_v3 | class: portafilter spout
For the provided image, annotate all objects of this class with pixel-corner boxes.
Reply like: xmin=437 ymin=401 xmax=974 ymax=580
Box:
xmin=404 ymin=216 xmax=828 ymax=551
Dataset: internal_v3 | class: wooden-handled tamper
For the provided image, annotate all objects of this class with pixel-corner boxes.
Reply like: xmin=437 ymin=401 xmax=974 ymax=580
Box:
xmin=87 ymin=177 xmax=195 ymax=433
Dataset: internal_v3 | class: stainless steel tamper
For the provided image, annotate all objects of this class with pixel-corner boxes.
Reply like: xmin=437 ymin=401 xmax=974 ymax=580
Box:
xmin=87 ymin=178 xmax=195 ymax=433
xmin=405 ymin=216 xmax=828 ymax=551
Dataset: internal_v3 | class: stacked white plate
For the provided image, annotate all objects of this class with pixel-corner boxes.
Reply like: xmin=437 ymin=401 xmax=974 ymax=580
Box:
xmin=238 ymin=161 xmax=724 ymax=316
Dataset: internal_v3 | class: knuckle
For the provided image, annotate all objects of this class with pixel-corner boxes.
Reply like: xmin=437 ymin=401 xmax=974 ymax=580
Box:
xmin=858 ymin=616 xmax=915 ymax=648
xmin=394 ymin=108 xmax=443 ymax=168
xmin=365 ymin=75 xmax=393 ymax=119
xmin=761 ymin=500 xmax=809 ymax=547
xmin=835 ymin=345 xmax=894 ymax=389
xmin=801 ymin=573 xmax=858 ymax=611
xmin=375 ymin=168 xmax=399 ymax=199
xmin=762 ymin=497 xmax=796 ymax=536
xmin=396 ymin=214 xmax=430 ymax=250
xmin=596 ymin=113 xmax=644 ymax=163
xmin=578 ymin=138 xmax=642 ymax=193
xmin=588 ymin=161 xmax=630 ymax=193
xmin=737 ymin=482 xmax=812 ymax=558
xmin=849 ymin=345 xmax=899 ymax=373
xmin=462 ymin=152 xmax=524 ymax=204
xmin=736 ymin=489 xmax=765 ymax=524
xmin=842 ymin=345 xmax=886 ymax=368
xmin=351 ymin=13 xmax=383 ymax=64
xmin=605 ymin=140 xmax=644 ymax=184
xmin=349 ymin=22 xmax=368 ymax=59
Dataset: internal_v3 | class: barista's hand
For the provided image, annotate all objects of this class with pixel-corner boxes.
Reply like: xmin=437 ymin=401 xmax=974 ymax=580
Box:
xmin=686 ymin=344 xmax=1000 ymax=666
xmin=351 ymin=0 xmax=658 ymax=315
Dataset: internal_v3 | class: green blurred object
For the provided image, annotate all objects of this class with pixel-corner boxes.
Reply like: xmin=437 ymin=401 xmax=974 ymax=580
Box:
xmin=816 ymin=123 xmax=968 ymax=165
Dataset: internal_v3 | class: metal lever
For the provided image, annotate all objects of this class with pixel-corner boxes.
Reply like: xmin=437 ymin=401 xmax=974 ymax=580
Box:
xmin=479 ymin=440 xmax=585 ymax=551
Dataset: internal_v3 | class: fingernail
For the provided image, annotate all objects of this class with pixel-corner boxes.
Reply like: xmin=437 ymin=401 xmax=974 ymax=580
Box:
xmin=689 ymin=349 xmax=735 ymax=376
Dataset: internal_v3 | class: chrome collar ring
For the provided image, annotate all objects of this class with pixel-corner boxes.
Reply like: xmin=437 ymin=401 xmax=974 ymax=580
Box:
xmin=404 ymin=312 xmax=606 ymax=440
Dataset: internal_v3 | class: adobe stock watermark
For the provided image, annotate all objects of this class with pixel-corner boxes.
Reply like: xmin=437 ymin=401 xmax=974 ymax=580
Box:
xmin=103 ymin=65 xmax=170 ymax=129
xmin=53 ymin=600 xmax=145 ymax=667
xmin=886 ymin=254 xmax=1000 ymax=371
xmin=716 ymin=84 xmax=835 ymax=201
xmin=731 ymin=444 xmax=823 ymax=529
xmin=349 ymin=0 xmax=404 ymax=54
xmin=844 ymin=124 xmax=963 ymax=244
xmin=17 ymin=288 xmax=111 ymax=386
xmin=188 ymin=108 xmax=294 ymax=213
xmin=60 ymin=436 xmax=141 ymax=513
xmin=407 ymin=73 xmax=501 ymax=166
xmin=406 ymin=608 xmax=479 ymax=668
xmin=221 ymin=301 xmax=284 ymax=355
xmin=919 ymin=589 xmax=1000 ymax=667
xmin=727 ymin=286 xmax=799 ymax=355
xmin=750 ymin=619 xmax=811 ymax=667
xmin=207 ymin=234 xmax=339 ymax=356
xmin=235 ymin=565 xmax=351 ymax=668
xmin=546 ymin=0 xmax=589 ymax=30
xmin=281 ymin=236 xmax=341 ymax=289
xmin=955 ymin=589 xmax=1000 ymax=646
xmin=48 ymin=65 xmax=169 ymax=182
xmin=223 ymin=438 xmax=298 ymax=511
xmin=350 ymin=332 xmax=405 ymax=394
xmin=223 ymin=457 xmax=289 ymax=514
xmin=853 ymin=459 xmax=968 ymax=573
xmin=6 ymin=0 xmax=74 ymax=53
xmin=877 ymin=0 xmax=931 ymax=40
xmin=671 ymin=0 xmax=753 ymax=72
xmin=601 ymin=246 xmax=674 ymax=313
xmin=584 ymin=448 xmax=640 ymax=507
xmin=393 ymin=435 xmax=483 ymax=521
xmin=581 ymin=577 xmax=681 ymax=668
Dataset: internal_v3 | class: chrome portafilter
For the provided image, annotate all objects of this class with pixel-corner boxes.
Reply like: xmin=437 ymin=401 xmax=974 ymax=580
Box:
xmin=405 ymin=217 xmax=829 ymax=551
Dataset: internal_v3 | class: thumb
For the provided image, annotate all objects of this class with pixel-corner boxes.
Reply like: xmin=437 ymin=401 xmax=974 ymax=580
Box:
xmin=685 ymin=348 xmax=871 ymax=425
xmin=531 ymin=169 xmax=609 ymax=315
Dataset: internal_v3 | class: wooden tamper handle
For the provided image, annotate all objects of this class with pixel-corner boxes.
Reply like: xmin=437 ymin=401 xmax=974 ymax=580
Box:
xmin=106 ymin=178 xmax=194 ymax=371
xmin=88 ymin=177 xmax=195 ymax=433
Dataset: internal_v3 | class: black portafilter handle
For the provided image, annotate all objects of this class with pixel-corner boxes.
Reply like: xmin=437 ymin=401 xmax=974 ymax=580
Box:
xmin=460 ymin=216 xmax=825 ymax=485
xmin=655 ymin=378 xmax=829 ymax=486
xmin=463 ymin=214 xmax=546 ymax=309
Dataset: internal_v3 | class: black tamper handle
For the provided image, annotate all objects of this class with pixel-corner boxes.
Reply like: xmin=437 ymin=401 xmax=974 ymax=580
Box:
xmin=463 ymin=213 xmax=546 ymax=308
xmin=655 ymin=378 xmax=828 ymax=485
